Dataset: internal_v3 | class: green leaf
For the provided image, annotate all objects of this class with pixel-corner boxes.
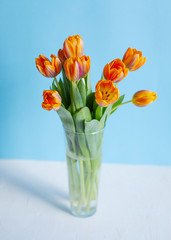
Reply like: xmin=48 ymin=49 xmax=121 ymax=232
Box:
xmin=58 ymin=106 xmax=76 ymax=154
xmin=57 ymin=106 xmax=75 ymax=131
xmin=78 ymin=78 xmax=86 ymax=106
xmin=53 ymin=78 xmax=60 ymax=92
xmin=62 ymin=68 xmax=70 ymax=99
xmin=95 ymin=106 xmax=102 ymax=121
xmin=70 ymin=82 xmax=84 ymax=111
xmin=59 ymin=78 xmax=69 ymax=107
xmin=73 ymin=107 xmax=92 ymax=158
xmin=85 ymin=120 xmax=104 ymax=160
xmin=52 ymin=80 xmax=58 ymax=92
xmin=52 ymin=81 xmax=55 ymax=91
xmin=53 ymin=78 xmax=66 ymax=107
xmin=73 ymin=107 xmax=92 ymax=133
xmin=51 ymin=79 xmax=68 ymax=107
xmin=67 ymin=104 xmax=72 ymax=114
xmin=110 ymin=94 xmax=125 ymax=115
xmin=93 ymin=100 xmax=98 ymax=112
xmin=84 ymin=70 xmax=91 ymax=96
xmin=85 ymin=119 xmax=103 ymax=133
xmin=86 ymin=92 xmax=95 ymax=112
xmin=100 ymin=104 xmax=112 ymax=127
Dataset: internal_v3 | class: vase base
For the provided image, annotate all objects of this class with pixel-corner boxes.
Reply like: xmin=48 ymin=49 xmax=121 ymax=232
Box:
xmin=71 ymin=206 xmax=96 ymax=218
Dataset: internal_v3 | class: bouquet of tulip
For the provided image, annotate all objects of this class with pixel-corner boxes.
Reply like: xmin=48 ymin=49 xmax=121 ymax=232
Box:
xmin=35 ymin=35 xmax=157 ymax=217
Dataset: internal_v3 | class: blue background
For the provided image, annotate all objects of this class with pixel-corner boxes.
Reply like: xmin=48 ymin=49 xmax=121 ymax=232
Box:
xmin=0 ymin=0 xmax=170 ymax=165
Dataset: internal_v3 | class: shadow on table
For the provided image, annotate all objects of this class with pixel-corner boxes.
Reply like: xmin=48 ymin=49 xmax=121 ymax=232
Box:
xmin=0 ymin=164 xmax=70 ymax=215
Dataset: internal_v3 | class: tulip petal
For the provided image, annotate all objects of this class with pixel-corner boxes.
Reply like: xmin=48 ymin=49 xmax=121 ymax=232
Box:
xmin=132 ymin=90 xmax=157 ymax=107
xmin=131 ymin=57 xmax=146 ymax=71
xmin=58 ymin=49 xmax=66 ymax=64
xmin=63 ymin=39 xmax=75 ymax=58
xmin=123 ymin=47 xmax=133 ymax=62
xmin=95 ymin=79 xmax=120 ymax=107
xmin=103 ymin=59 xmax=128 ymax=83
xmin=36 ymin=54 xmax=61 ymax=78
xmin=42 ymin=90 xmax=61 ymax=111
xmin=39 ymin=55 xmax=49 ymax=61
xmin=123 ymin=47 xmax=146 ymax=71
xmin=36 ymin=65 xmax=47 ymax=77
xmin=63 ymin=35 xmax=84 ymax=59
xmin=44 ymin=64 xmax=56 ymax=78
xmin=77 ymin=37 xmax=84 ymax=57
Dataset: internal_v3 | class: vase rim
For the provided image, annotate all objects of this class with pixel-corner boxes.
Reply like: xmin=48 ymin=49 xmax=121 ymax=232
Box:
xmin=63 ymin=127 xmax=104 ymax=135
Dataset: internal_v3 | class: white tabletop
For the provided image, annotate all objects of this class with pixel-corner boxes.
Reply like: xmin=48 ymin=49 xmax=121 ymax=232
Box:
xmin=0 ymin=160 xmax=170 ymax=240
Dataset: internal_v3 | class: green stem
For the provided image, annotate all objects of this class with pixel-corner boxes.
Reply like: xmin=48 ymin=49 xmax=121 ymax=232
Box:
xmin=86 ymin=172 xmax=96 ymax=213
xmin=72 ymin=160 xmax=80 ymax=197
xmin=66 ymin=157 xmax=74 ymax=204
xmin=86 ymin=157 xmax=100 ymax=213
xmin=112 ymin=100 xmax=132 ymax=112
xmin=70 ymin=82 xmax=75 ymax=113
xmin=85 ymin=160 xmax=92 ymax=197
xmin=77 ymin=160 xmax=86 ymax=212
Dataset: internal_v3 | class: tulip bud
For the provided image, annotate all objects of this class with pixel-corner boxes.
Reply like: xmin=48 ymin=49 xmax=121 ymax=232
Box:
xmin=35 ymin=54 xmax=62 ymax=78
xmin=95 ymin=79 xmax=120 ymax=107
xmin=123 ymin=47 xmax=146 ymax=71
xmin=103 ymin=59 xmax=128 ymax=83
xmin=63 ymin=35 xmax=84 ymax=59
xmin=42 ymin=90 xmax=61 ymax=111
xmin=80 ymin=55 xmax=91 ymax=78
xmin=58 ymin=49 xmax=66 ymax=65
xmin=132 ymin=90 xmax=157 ymax=107
xmin=63 ymin=57 xmax=82 ymax=82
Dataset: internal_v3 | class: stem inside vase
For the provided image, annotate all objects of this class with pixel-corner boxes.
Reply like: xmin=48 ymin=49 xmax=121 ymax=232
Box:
xmin=65 ymin=128 xmax=104 ymax=217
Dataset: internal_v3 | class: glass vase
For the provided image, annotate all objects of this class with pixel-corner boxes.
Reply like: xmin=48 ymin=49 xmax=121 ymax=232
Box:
xmin=64 ymin=128 xmax=104 ymax=217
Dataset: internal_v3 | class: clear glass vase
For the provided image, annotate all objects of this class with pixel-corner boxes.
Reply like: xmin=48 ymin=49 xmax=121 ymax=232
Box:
xmin=64 ymin=128 xmax=104 ymax=217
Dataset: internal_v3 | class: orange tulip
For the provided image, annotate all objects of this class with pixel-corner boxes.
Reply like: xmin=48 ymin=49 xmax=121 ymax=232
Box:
xmin=64 ymin=57 xmax=82 ymax=81
xmin=63 ymin=35 xmax=84 ymax=59
xmin=95 ymin=79 xmax=120 ymax=107
xmin=123 ymin=47 xmax=146 ymax=71
xmin=58 ymin=49 xmax=66 ymax=65
xmin=80 ymin=55 xmax=91 ymax=77
xmin=132 ymin=90 xmax=157 ymax=107
xmin=42 ymin=90 xmax=61 ymax=111
xmin=35 ymin=54 xmax=62 ymax=78
xmin=103 ymin=59 xmax=129 ymax=83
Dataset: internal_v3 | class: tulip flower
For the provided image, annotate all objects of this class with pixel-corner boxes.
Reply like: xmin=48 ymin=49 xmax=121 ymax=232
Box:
xmin=63 ymin=35 xmax=84 ymax=59
xmin=123 ymin=47 xmax=146 ymax=71
xmin=64 ymin=57 xmax=82 ymax=81
xmin=80 ymin=56 xmax=91 ymax=78
xmin=132 ymin=90 xmax=157 ymax=107
xmin=42 ymin=90 xmax=61 ymax=111
xmin=58 ymin=49 xmax=66 ymax=65
xmin=95 ymin=79 xmax=120 ymax=107
xmin=103 ymin=59 xmax=129 ymax=83
xmin=35 ymin=54 xmax=62 ymax=78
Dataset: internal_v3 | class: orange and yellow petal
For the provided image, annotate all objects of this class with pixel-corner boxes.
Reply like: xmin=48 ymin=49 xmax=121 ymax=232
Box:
xmin=95 ymin=79 xmax=120 ymax=107
xmin=58 ymin=49 xmax=66 ymax=64
xmin=103 ymin=59 xmax=128 ymax=83
xmin=80 ymin=55 xmax=91 ymax=78
xmin=132 ymin=90 xmax=157 ymax=107
xmin=64 ymin=57 xmax=82 ymax=81
xmin=63 ymin=35 xmax=84 ymax=59
xmin=35 ymin=54 xmax=61 ymax=78
xmin=50 ymin=54 xmax=62 ymax=75
xmin=42 ymin=90 xmax=61 ymax=111
xmin=123 ymin=47 xmax=146 ymax=71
